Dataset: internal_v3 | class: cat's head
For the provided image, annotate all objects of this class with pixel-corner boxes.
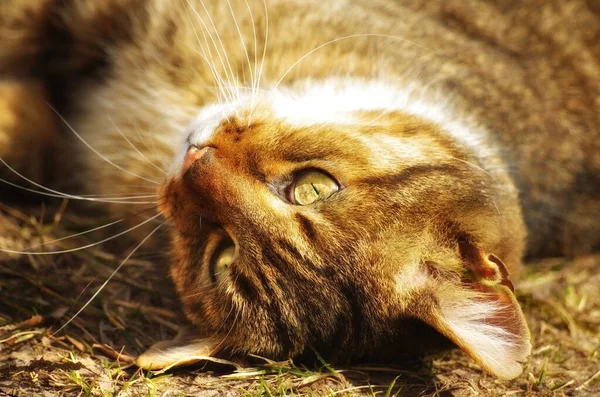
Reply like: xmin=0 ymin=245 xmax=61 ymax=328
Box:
xmin=139 ymin=82 xmax=531 ymax=379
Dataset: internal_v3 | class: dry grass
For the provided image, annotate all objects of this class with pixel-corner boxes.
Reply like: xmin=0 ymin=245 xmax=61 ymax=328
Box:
xmin=0 ymin=202 xmax=599 ymax=396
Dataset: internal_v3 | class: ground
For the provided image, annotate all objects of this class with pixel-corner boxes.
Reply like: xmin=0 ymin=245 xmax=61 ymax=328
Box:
xmin=0 ymin=203 xmax=599 ymax=396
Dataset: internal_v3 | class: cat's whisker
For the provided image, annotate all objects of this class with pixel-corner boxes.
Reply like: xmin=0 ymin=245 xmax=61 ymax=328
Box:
xmin=183 ymin=12 xmax=227 ymax=106
xmin=27 ymin=219 xmax=123 ymax=248
xmin=19 ymin=205 xmax=162 ymax=251
xmin=132 ymin=112 xmax=182 ymax=174
xmin=181 ymin=270 xmax=223 ymax=296
xmin=225 ymin=0 xmax=254 ymax=107
xmin=0 ymin=178 xmax=156 ymax=204
xmin=52 ymin=218 xmax=167 ymax=336
xmin=109 ymin=117 xmax=168 ymax=176
xmin=72 ymin=277 xmax=99 ymax=306
xmin=75 ymin=194 xmax=157 ymax=199
xmin=184 ymin=1 xmax=236 ymax=106
xmin=181 ymin=279 xmax=227 ymax=297
xmin=439 ymin=155 xmax=504 ymax=216
xmin=187 ymin=46 xmax=235 ymax=106
xmin=210 ymin=306 xmax=240 ymax=356
xmin=445 ymin=156 xmax=496 ymax=181
xmin=0 ymin=158 xmax=157 ymax=205
xmin=361 ymin=108 xmax=393 ymax=126
xmin=189 ymin=0 xmax=240 ymax=107
xmin=271 ymin=33 xmax=430 ymax=93
xmin=255 ymin=0 xmax=269 ymax=111
xmin=202 ymin=0 xmax=242 ymax=107
xmin=0 ymin=212 xmax=163 ymax=256
xmin=242 ymin=0 xmax=259 ymax=111
xmin=49 ymin=105 xmax=162 ymax=186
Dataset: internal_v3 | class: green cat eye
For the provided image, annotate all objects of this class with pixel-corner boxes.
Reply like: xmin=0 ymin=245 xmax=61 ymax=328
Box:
xmin=213 ymin=245 xmax=235 ymax=280
xmin=292 ymin=171 xmax=339 ymax=205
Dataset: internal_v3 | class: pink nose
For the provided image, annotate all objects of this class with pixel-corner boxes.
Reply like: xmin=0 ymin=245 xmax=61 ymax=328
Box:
xmin=182 ymin=146 xmax=210 ymax=175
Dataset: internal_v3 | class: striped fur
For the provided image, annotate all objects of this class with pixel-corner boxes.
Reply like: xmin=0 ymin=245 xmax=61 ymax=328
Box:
xmin=2 ymin=0 xmax=599 ymax=379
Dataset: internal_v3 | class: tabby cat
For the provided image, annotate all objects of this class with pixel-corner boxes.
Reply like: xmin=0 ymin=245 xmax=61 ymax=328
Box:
xmin=1 ymin=0 xmax=599 ymax=380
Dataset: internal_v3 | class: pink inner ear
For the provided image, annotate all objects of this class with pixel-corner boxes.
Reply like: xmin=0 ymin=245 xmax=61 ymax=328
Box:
xmin=457 ymin=240 xmax=515 ymax=291
xmin=488 ymin=254 xmax=515 ymax=292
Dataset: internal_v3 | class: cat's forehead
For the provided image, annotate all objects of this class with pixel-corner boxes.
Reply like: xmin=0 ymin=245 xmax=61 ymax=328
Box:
xmin=171 ymin=80 xmax=479 ymax=177
xmin=187 ymin=80 xmax=428 ymax=139
xmin=184 ymin=80 xmax=416 ymax=148
xmin=186 ymin=102 xmax=246 ymax=147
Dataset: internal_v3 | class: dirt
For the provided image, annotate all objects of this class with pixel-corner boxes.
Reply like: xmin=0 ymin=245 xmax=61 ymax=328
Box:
xmin=0 ymin=205 xmax=599 ymax=396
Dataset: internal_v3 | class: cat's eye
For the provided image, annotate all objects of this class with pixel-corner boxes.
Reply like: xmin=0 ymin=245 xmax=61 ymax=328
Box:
xmin=291 ymin=170 xmax=339 ymax=205
xmin=211 ymin=244 xmax=235 ymax=281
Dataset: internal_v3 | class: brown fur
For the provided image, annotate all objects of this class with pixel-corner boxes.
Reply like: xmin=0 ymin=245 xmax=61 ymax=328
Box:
xmin=1 ymin=0 xmax=598 ymax=379
xmin=0 ymin=80 xmax=56 ymax=184
xmin=158 ymin=108 xmax=529 ymax=374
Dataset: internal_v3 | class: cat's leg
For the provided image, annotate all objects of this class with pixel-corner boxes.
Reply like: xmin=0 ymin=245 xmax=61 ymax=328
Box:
xmin=0 ymin=79 xmax=57 ymax=190
xmin=0 ymin=79 xmax=58 ymax=261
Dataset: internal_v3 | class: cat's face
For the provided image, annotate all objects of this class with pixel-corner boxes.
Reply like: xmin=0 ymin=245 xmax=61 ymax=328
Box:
xmin=150 ymin=86 xmax=531 ymax=379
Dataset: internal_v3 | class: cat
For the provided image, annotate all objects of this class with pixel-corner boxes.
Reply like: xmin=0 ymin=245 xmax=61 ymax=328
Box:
xmin=1 ymin=0 xmax=599 ymax=380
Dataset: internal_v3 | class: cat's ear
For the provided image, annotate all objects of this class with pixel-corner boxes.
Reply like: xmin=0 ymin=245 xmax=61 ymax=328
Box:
xmin=407 ymin=243 xmax=531 ymax=379
xmin=136 ymin=328 xmax=236 ymax=372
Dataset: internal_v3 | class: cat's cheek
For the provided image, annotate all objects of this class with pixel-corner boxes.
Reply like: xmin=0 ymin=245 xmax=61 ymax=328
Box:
xmin=170 ymin=254 xmax=220 ymax=332
xmin=159 ymin=176 xmax=207 ymax=233
xmin=157 ymin=180 xmax=177 ymax=219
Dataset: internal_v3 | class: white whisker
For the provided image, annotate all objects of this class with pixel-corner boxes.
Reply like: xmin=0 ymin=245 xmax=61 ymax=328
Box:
xmin=226 ymin=0 xmax=254 ymax=106
xmin=49 ymin=105 xmax=161 ymax=186
xmin=256 ymin=0 xmax=269 ymax=109
xmin=184 ymin=1 xmax=235 ymax=105
xmin=109 ymin=117 xmax=167 ymax=176
xmin=75 ymin=194 xmax=157 ymax=199
xmin=0 ymin=159 xmax=157 ymax=205
xmin=210 ymin=304 xmax=239 ymax=356
xmin=446 ymin=156 xmax=496 ymax=181
xmin=187 ymin=0 xmax=239 ymax=106
xmin=243 ymin=0 xmax=259 ymax=111
xmin=52 ymin=219 xmax=167 ymax=336
xmin=196 ymin=0 xmax=241 ymax=106
xmin=25 ymin=219 xmax=125 ymax=249
xmin=272 ymin=33 xmax=430 ymax=92
xmin=361 ymin=108 xmax=393 ymax=126
xmin=0 ymin=212 xmax=162 ymax=256
xmin=186 ymin=31 xmax=231 ymax=106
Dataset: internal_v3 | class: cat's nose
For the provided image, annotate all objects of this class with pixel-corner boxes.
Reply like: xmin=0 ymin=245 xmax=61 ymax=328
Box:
xmin=182 ymin=145 xmax=211 ymax=175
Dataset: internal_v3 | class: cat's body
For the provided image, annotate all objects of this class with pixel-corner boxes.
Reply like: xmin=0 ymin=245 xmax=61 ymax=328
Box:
xmin=1 ymin=0 xmax=599 ymax=380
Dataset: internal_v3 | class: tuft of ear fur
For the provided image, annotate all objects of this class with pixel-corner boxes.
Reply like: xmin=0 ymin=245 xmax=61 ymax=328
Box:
xmin=424 ymin=282 xmax=531 ymax=379
xmin=406 ymin=243 xmax=531 ymax=379
xmin=136 ymin=328 xmax=235 ymax=372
